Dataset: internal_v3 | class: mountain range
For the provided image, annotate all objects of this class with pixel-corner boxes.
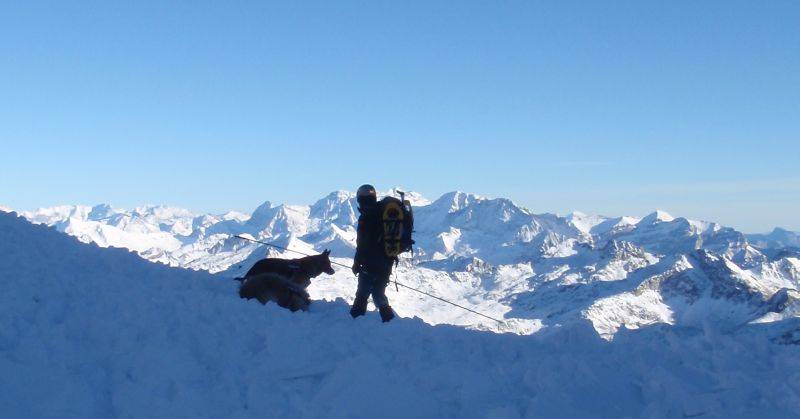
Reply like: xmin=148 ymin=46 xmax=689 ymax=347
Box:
xmin=12 ymin=190 xmax=800 ymax=337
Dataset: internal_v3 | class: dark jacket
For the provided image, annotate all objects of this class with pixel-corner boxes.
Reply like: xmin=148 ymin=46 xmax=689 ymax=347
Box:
xmin=354 ymin=204 xmax=394 ymax=279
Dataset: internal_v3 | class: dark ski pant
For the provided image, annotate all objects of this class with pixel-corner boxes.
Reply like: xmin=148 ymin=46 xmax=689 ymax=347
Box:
xmin=355 ymin=272 xmax=390 ymax=308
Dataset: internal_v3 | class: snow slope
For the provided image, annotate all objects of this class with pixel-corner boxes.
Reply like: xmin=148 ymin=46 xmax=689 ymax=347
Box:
xmin=1 ymin=211 xmax=799 ymax=418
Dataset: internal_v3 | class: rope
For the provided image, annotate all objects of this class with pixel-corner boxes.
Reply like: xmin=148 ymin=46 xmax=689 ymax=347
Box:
xmin=233 ymin=234 xmax=504 ymax=323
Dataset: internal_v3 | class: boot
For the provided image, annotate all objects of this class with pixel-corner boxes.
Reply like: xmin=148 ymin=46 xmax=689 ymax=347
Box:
xmin=378 ymin=305 xmax=396 ymax=323
xmin=350 ymin=297 xmax=368 ymax=318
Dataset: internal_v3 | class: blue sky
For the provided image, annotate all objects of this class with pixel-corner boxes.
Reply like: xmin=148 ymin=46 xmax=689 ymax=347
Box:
xmin=1 ymin=1 xmax=798 ymax=232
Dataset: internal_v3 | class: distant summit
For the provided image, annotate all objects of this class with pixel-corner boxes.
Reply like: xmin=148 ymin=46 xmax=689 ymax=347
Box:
xmin=747 ymin=227 xmax=800 ymax=250
xmin=638 ymin=210 xmax=675 ymax=225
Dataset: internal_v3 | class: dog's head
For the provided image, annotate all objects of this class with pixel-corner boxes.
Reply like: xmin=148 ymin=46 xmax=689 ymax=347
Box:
xmin=298 ymin=250 xmax=336 ymax=278
xmin=319 ymin=249 xmax=335 ymax=275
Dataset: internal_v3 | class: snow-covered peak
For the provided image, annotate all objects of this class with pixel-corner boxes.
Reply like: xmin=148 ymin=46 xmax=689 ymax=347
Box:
xmin=21 ymin=205 xmax=92 ymax=226
xmin=567 ymin=211 xmax=609 ymax=235
xmin=320 ymin=190 xmax=354 ymax=202
xmin=244 ymin=202 xmax=311 ymax=239
xmin=131 ymin=205 xmax=195 ymax=220
xmin=638 ymin=210 xmax=675 ymax=225
xmin=686 ymin=218 xmax=717 ymax=234
xmin=87 ymin=203 xmax=116 ymax=220
xmin=587 ymin=215 xmax=640 ymax=238
xmin=310 ymin=191 xmax=357 ymax=226
xmin=220 ymin=210 xmax=250 ymax=222
xmin=429 ymin=191 xmax=484 ymax=213
xmin=246 ymin=201 xmax=274 ymax=225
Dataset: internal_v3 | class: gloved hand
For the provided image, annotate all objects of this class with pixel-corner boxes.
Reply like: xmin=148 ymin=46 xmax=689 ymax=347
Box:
xmin=351 ymin=262 xmax=361 ymax=276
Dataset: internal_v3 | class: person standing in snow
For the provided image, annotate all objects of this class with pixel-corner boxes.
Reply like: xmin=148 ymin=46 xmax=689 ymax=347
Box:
xmin=350 ymin=184 xmax=396 ymax=322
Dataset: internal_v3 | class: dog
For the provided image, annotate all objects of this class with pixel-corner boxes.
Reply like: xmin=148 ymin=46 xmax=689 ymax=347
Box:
xmin=237 ymin=250 xmax=335 ymax=311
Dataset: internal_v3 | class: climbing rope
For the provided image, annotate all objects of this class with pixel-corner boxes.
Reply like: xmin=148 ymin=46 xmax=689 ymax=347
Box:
xmin=233 ymin=234 xmax=504 ymax=323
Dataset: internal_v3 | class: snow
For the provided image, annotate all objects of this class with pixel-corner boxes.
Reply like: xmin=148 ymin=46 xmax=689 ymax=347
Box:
xmin=438 ymin=227 xmax=462 ymax=253
xmin=638 ymin=210 xmax=675 ymax=225
xmin=64 ymin=217 xmax=183 ymax=253
xmin=566 ymin=211 xmax=608 ymax=235
xmin=588 ymin=215 xmax=640 ymax=238
xmin=2 ymin=211 xmax=799 ymax=417
xmin=221 ymin=211 xmax=250 ymax=222
xmin=585 ymin=290 xmax=674 ymax=336
xmin=20 ymin=204 xmax=188 ymax=253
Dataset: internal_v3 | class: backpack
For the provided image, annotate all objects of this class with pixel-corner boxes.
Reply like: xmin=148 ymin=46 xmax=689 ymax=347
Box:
xmin=377 ymin=194 xmax=414 ymax=259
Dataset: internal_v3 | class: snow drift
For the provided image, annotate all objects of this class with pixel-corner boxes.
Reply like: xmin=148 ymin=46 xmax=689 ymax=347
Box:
xmin=1 ymin=211 xmax=799 ymax=418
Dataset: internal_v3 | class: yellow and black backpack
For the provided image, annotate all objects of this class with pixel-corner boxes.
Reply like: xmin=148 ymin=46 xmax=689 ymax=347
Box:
xmin=377 ymin=192 xmax=414 ymax=259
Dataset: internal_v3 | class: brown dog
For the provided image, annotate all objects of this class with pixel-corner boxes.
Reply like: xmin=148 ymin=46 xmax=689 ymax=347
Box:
xmin=238 ymin=250 xmax=335 ymax=311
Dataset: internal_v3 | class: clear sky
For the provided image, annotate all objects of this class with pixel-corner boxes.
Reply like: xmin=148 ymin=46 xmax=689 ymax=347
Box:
xmin=1 ymin=1 xmax=798 ymax=232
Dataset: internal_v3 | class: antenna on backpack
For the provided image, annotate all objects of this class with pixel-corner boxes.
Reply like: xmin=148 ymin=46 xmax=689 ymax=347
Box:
xmin=395 ymin=189 xmax=411 ymax=210
xmin=393 ymin=189 xmax=414 ymax=261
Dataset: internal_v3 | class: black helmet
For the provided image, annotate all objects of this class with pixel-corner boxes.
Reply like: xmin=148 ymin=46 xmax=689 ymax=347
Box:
xmin=356 ymin=184 xmax=377 ymax=207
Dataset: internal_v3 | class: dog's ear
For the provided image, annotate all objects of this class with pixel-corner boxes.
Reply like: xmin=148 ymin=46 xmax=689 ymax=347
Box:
xmin=323 ymin=249 xmax=330 ymax=256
